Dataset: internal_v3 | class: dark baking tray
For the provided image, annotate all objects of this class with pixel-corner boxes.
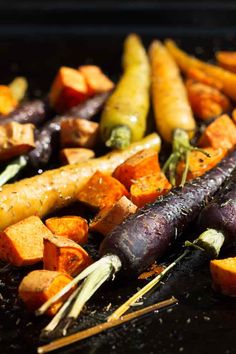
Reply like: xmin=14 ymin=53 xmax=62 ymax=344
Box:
xmin=0 ymin=3 xmax=236 ymax=354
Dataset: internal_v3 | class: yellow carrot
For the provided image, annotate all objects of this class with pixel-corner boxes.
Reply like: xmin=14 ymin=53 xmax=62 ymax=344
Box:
xmin=0 ymin=133 xmax=160 ymax=230
xmin=165 ymin=39 xmax=236 ymax=101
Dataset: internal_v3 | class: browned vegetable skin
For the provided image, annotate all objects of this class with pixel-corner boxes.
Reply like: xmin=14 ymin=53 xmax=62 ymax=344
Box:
xmin=0 ymin=133 xmax=160 ymax=230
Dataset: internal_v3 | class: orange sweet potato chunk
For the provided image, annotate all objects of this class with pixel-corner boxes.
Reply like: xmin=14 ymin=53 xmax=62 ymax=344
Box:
xmin=89 ymin=196 xmax=137 ymax=236
xmin=113 ymin=149 xmax=161 ymax=190
xmin=0 ymin=85 xmax=17 ymax=115
xmin=60 ymin=148 xmax=95 ymax=165
xmin=130 ymin=173 xmax=171 ymax=208
xmin=18 ymin=270 xmax=74 ymax=316
xmin=43 ymin=234 xmax=92 ymax=277
xmin=216 ymin=51 xmax=236 ymax=73
xmin=77 ymin=170 xmax=128 ymax=210
xmin=210 ymin=257 xmax=236 ymax=296
xmin=186 ymin=79 xmax=231 ymax=121
xmin=0 ymin=216 xmax=52 ymax=266
xmin=60 ymin=118 xmax=99 ymax=149
xmin=176 ymin=147 xmax=227 ymax=182
xmin=79 ymin=65 xmax=114 ymax=95
xmin=49 ymin=66 xmax=89 ymax=113
xmin=0 ymin=122 xmax=35 ymax=161
xmin=198 ymin=114 xmax=236 ymax=151
xmin=45 ymin=216 xmax=88 ymax=245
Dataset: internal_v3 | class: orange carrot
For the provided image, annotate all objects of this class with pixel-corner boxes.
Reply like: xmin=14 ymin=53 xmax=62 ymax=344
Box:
xmin=0 ymin=216 xmax=52 ymax=266
xmin=49 ymin=67 xmax=89 ymax=113
xmin=130 ymin=173 xmax=171 ymax=208
xmin=113 ymin=148 xmax=160 ymax=190
xmin=43 ymin=234 xmax=92 ymax=277
xmin=79 ymin=65 xmax=114 ymax=96
xmin=232 ymin=109 xmax=236 ymax=125
xmin=176 ymin=147 xmax=227 ymax=182
xmin=89 ymin=196 xmax=137 ymax=236
xmin=18 ymin=270 xmax=74 ymax=315
xmin=45 ymin=215 xmax=88 ymax=245
xmin=216 ymin=51 xmax=236 ymax=73
xmin=0 ymin=85 xmax=17 ymax=115
xmin=77 ymin=170 xmax=128 ymax=210
xmin=186 ymin=67 xmax=223 ymax=90
xmin=60 ymin=148 xmax=95 ymax=165
xmin=186 ymin=79 xmax=231 ymax=121
xmin=0 ymin=122 xmax=35 ymax=161
xmin=60 ymin=118 xmax=99 ymax=149
xmin=198 ymin=114 xmax=236 ymax=151
xmin=210 ymin=257 xmax=236 ymax=296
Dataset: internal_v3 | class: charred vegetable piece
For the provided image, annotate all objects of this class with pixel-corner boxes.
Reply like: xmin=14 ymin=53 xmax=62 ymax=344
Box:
xmin=0 ymin=99 xmax=48 ymax=126
xmin=0 ymin=133 xmax=160 ymax=230
xmin=210 ymin=257 xmax=236 ymax=296
xmin=18 ymin=270 xmax=74 ymax=316
xmin=45 ymin=216 xmax=88 ymax=245
xmin=0 ymin=122 xmax=35 ymax=161
xmin=43 ymin=234 xmax=92 ymax=277
xmin=100 ymin=34 xmax=150 ymax=149
xmin=60 ymin=148 xmax=95 ymax=165
xmin=0 ymin=216 xmax=52 ymax=266
xmin=165 ymin=39 xmax=236 ymax=101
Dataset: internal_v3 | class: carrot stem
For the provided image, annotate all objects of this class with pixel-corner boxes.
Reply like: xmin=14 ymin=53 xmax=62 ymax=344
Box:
xmin=0 ymin=155 xmax=27 ymax=186
xmin=106 ymin=125 xmax=131 ymax=149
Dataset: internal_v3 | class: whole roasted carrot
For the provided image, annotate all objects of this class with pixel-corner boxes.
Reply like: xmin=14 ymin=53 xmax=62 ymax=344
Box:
xmin=165 ymin=39 xmax=236 ymax=101
xmin=0 ymin=133 xmax=160 ymax=230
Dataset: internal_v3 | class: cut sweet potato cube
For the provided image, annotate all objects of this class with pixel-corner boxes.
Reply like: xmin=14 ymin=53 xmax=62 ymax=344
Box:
xmin=216 ymin=51 xmax=236 ymax=73
xmin=90 ymin=196 xmax=137 ymax=236
xmin=186 ymin=67 xmax=223 ymax=90
xmin=186 ymin=79 xmax=231 ymax=121
xmin=60 ymin=118 xmax=99 ymax=149
xmin=0 ymin=216 xmax=52 ymax=266
xmin=49 ymin=66 xmax=89 ymax=113
xmin=113 ymin=149 xmax=161 ymax=190
xmin=79 ymin=65 xmax=114 ymax=96
xmin=60 ymin=148 xmax=95 ymax=165
xmin=130 ymin=173 xmax=171 ymax=208
xmin=18 ymin=270 xmax=74 ymax=316
xmin=0 ymin=122 xmax=35 ymax=161
xmin=198 ymin=114 xmax=236 ymax=151
xmin=176 ymin=147 xmax=227 ymax=182
xmin=77 ymin=170 xmax=128 ymax=210
xmin=45 ymin=216 xmax=88 ymax=245
xmin=0 ymin=85 xmax=17 ymax=115
xmin=43 ymin=234 xmax=92 ymax=277
xmin=210 ymin=257 xmax=236 ymax=296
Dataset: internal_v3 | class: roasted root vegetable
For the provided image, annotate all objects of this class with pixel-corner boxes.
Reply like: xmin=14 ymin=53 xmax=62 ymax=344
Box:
xmin=186 ymin=67 xmax=223 ymax=90
xmin=0 ymin=85 xmax=17 ymax=115
xmin=60 ymin=148 xmax=95 ymax=165
xmin=18 ymin=270 xmax=74 ymax=315
xmin=60 ymin=118 xmax=99 ymax=149
xmin=89 ymin=196 xmax=137 ymax=236
xmin=149 ymin=40 xmax=196 ymax=143
xmin=46 ymin=149 xmax=236 ymax=324
xmin=165 ymin=39 xmax=236 ymax=101
xmin=43 ymin=234 xmax=92 ymax=277
xmin=0 ymin=216 xmax=52 ymax=266
xmin=49 ymin=67 xmax=89 ymax=113
xmin=186 ymin=79 xmax=231 ymax=121
xmin=79 ymin=65 xmax=114 ymax=95
xmin=100 ymin=34 xmax=150 ymax=149
xmin=77 ymin=170 xmax=128 ymax=210
xmin=0 ymin=122 xmax=35 ymax=161
xmin=210 ymin=257 xmax=236 ymax=296
xmin=0 ymin=133 xmax=160 ymax=230
xmin=216 ymin=51 xmax=236 ymax=73
xmin=198 ymin=114 xmax=236 ymax=151
xmin=45 ymin=216 xmax=88 ymax=245
xmin=113 ymin=148 xmax=160 ymax=190
xmin=8 ymin=77 xmax=28 ymax=102
xmin=130 ymin=173 xmax=171 ymax=207
xmin=176 ymin=147 xmax=227 ymax=182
